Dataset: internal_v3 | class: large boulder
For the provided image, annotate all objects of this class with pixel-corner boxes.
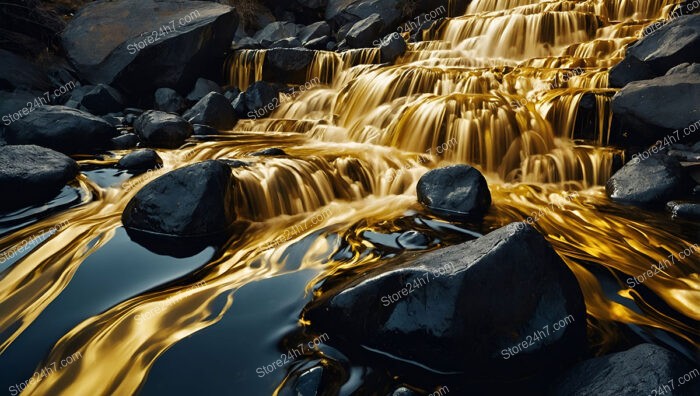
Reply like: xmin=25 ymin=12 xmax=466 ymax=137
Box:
xmin=0 ymin=145 xmax=79 ymax=210
xmin=417 ymin=164 xmax=492 ymax=221
xmin=609 ymin=14 xmax=700 ymax=87
xmin=610 ymin=70 xmax=700 ymax=148
xmin=606 ymin=154 xmax=690 ymax=205
xmin=243 ymin=81 xmax=283 ymax=118
xmin=5 ymin=105 xmax=117 ymax=154
xmin=182 ymin=92 xmax=237 ymax=130
xmin=325 ymin=0 xmax=401 ymax=29
xmin=0 ymin=49 xmax=52 ymax=92
xmin=134 ymin=110 xmax=193 ymax=148
xmin=298 ymin=21 xmax=332 ymax=44
xmin=303 ymin=223 xmax=587 ymax=381
xmin=253 ymin=21 xmax=303 ymax=46
xmin=61 ymin=0 xmax=238 ymax=95
xmin=75 ymin=84 xmax=125 ymax=115
xmin=117 ymin=149 xmax=163 ymax=172
xmin=345 ymin=13 xmax=385 ymax=48
xmin=551 ymin=344 xmax=699 ymax=396
xmin=263 ymin=48 xmax=316 ymax=83
xmin=122 ymin=160 xmax=236 ymax=236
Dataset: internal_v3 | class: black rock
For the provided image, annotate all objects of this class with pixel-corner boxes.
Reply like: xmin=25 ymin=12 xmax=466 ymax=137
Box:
xmin=231 ymin=91 xmax=249 ymax=117
xmin=154 ymin=88 xmax=188 ymax=114
xmin=220 ymin=159 xmax=250 ymax=168
xmin=111 ymin=133 xmax=140 ymax=150
xmin=0 ymin=145 xmax=79 ymax=210
xmin=551 ymin=344 xmax=699 ymax=396
xmin=668 ymin=149 xmax=700 ymax=162
xmin=0 ymin=49 xmax=52 ymax=92
xmin=183 ymin=92 xmax=237 ymax=130
xmin=79 ymin=84 xmax=125 ymax=115
xmin=417 ymin=164 xmax=492 ymax=221
xmin=304 ymin=223 xmax=587 ymax=380
xmin=345 ymin=14 xmax=385 ymax=48
xmin=298 ymin=21 xmax=332 ymax=44
xmin=606 ymin=154 xmax=690 ymax=205
xmin=232 ymin=37 xmax=263 ymax=50
xmin=379 ymin=32 xmax=407 ymax=63
xmin=62 ymin=0 xmax=237 ymax=95
xmin=5 ymin=105 xmax=117 ymax=154
xmin=192 ymin=124 xmax=219 ymax=136
xmin=391 ymin=388 xmax=419 ymax=396
xmin=251 ymin=148 xmax=287 ymax=156
xmin=223 ymin=87 xmax=242 ymax=102
xmin=666 ymin=62 xmax=700 ymax=76
xmin=102 ymin=115 xmax=124 ymax=127
xmin=122 ymin=160 xmax=236 ymax=236
xmin=609 ymin=14 xmax=700 ymax=87
xmin=666 ymin=201 xmax=700 ymax=220
xmin=117 ymin=149 xmax=163 ymax=172
xmin=270 ymin=38 xmax=303 ymax=48
xmin=134 ymin=110 xmax=193 ymax=149
xmin=243 ymin=81 xmax=282 ymax=118
xmin=611 ymin=71 xmax=700 ymax=148
xmin=253 ymin=21 xmax=302 ymax=45
xmin=263 ymin=48 xmax=316 ymax=83
xmin=325 ymin=0 xmax=401 ymax=31
xmin=303 ymin=35 xmax=332 ymax=50
xmin=186 ymin=78 xmax=222 ymax=102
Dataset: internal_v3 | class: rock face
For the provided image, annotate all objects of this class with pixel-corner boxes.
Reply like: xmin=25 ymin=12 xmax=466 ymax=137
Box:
xmin=183 ymin=92 xmax=237 ymax=130
xmin=5 ymin=105 xmax=117 ymax=154
xmin=304 ymin=223 xmax=587 ymax=380
xmin=62 ymin=0 xmax=238 ymax=94
xmin=0 ymin=145 xmax=79 ymax=210
xmin=122 ymin=160 xmax=236 ymax=236
xmin=134 ymin=110 xmax=193 ymax=148
xmin=417 ymin=165 xmax=492 ymax=221
xmin=551 ymin=344 xmax=700 ymax=396
xmin=611 ymin=70 xmax=700 ymax=147
xmin=117 ymin=149 xmax=163 ymax=172
xmin=609 ymin=14 xmax=700 ymax=87
xmin=606 ymin=155 xmax=690 ymax=205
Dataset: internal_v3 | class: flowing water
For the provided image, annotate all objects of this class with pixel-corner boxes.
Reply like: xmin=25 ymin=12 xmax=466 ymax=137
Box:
xmin=1 ymin=0 xmax=698 ymax=395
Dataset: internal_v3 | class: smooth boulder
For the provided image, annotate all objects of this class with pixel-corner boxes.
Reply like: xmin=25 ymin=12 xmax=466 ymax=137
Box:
xmin=606 ymin=154 xmax=690 ymax=205
xmin=417 ymin=164 xmax=492 ymax=221
xmin=122 ymin=160 xmax=236 ymax=236
xmin=5 ymin=105 xmax=117 ymax=154
xmin=134 ymin=110 xmax=192 ymax=148
xmin=303 ymin=223 xmax=587 ymax=380
xmin=183 ymin=92 xmax=237 ymax=130
xmin=551 ymin=344 xmax=699 ymax=396
xmin=0 ymin=145 xmax=79 ymax=210
xmin=62 ymin=0 xmax=237 ymax=94
xmin=117 ymin=149 xmax=163 ymax=172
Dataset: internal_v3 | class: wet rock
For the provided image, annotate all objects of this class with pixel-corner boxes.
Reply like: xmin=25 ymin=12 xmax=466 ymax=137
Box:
xmin=219 ymin=159 xmax=250 ymax=168
xmin=0 ymin=49 xmax=52 ymax=92
xmin=232 ymin=37 xmax=263 ymax=50
xmin=192 ymin=124 xmax=219 ymax=136
xmin=5 ymin=105 xmax=117 ymax=154
xmin=122 ymin=160 xmax=236 ymax=236
xmin=609 ymin=14 xmax=700 ymax=87
xmin=263 ymin=48 xmax=315 ymax=83
xmin=666 ymin=62 xmax=700 ymax=76
xmin=223 ymin=87 xmax=242 ymax=102
xmin=278 ymin=360 xmax=346 ymax=396
xmin=666 ymin=201 xmax=700 ymax=220
xmin=252 ymin=147 xmax=287 ymax=156
xmin=0 ymin=145 xmax=79 ymax=210
xmin=154 ymin=88 xmax=188 ymax=114
xmin=243 ymin=81 xmax=283 ymax=118
xmin=117 ymin=149 xmax=162 ymax=172
xmin=304 ymin=223 xmax=587 ymax=380
xmin=111 ymin=133 xmax=140 ymax=150
xmin=62 ymin=0 xmax=237 ymax=94
xmin=231 ymin=91 xmax=249 ymax=117
xmin=610 ymin=71 xmax=700 ymax=148
xmin=186 ymin=78 xmax=222 ymax=102
xmin=254 ymin=21 xmax=302 ymax=46
xmin=304 ymin=35 xmax=332 ymax=50
xmin=102 ymin=115 xmax=124 ymax=128
xmin=298 ymin=21 xmax=332 ymax=44
xmin=416 ymin=164 xmax=492 ymax=221
xmin=668 ymin=149 xmax=700 ymax=162
xmin=134 ymin=110 xmax=193 ymax=149
xmin=551 ymin=344 xmax=699 ymax=396
xmin=606 ymin=154 xmax=690 ymax=205
xmin=345 ymin=14 xmax=385 ymax=48
xmin=183 ymin=92 xmax=237 ymax=131
xmin=391 ymin=388 xmax=419 ymax=396
xmin=326 ymin=0 xmax=401 ymax=30
xmin=271 ymin=38 xmax=302 ymax=48
xmin=379 ymin=32 xmax=407 ymax=63
xmin=78 ymin=84 xmax=125 ymax=115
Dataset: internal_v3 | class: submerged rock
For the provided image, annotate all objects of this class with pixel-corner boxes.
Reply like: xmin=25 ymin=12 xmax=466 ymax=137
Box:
xmin=122 ymin=160 xmax=235 ymax=236
xmin=134 ymin=110 xmax=192 ymax=149
xmin=303 ymin=223 xmax=587 ymax=380
xmin=551 ymin=344 xmax=699 ymax=396
xmin=62 ymin=0 xmax=237 ymax=94
xmin=183 ymin=92 xmax=237 ymax=131
xmin=416 ymin=164 xmax=491 ymax=221
xmin=0 ymin=145 xmax=79 ymax=210
xmin=5 ymin=105 xmax=117 ymax=154
xmin=117 ymin=149 xmax=162 ymax=172
xmin=606 ymin=155 xmax=690 ymax=205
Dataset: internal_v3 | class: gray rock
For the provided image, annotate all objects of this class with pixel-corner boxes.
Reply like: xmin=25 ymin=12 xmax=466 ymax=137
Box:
xmin=303 ymin=35 xmax=332 ymax=50
xmin=666 ymin=62 xmax=700 ymax=75
xmin=122 ymin=160 xmax=236 ymax=236
xmin=298 ymin=21 xmax=331 ymax=44
xmin=0 ymin=145 xmax=79 ymax=210
xmin=183 ymin=92 xmax=237 ymax=130
xmin=417 ymin=164 xmax=492 ymax=221
xmin=186 ymin=78 xmax=222 ymax=102
xmin=551 ymin=344 xmax=699 ymax=396
xmin=154 ymin=87 xmax=188 ymax=114
xmin=666 ymin=201 xmax=700 ymax=220
xmin=253 ymin=21 xmax=302 ymax=45
xmin=270 ymin=38 xmax=302 ymax=48
xmin=606 ymin=154 xmax=690 ymax=205
xmin=134 ymin=110 xmax=193 ymax=148
xmin=345 ymin=13 xmax=385 ymax=48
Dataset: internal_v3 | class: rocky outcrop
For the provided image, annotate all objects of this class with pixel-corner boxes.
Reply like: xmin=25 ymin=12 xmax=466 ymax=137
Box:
xmin=416 ymin=165 xmax=492 ymax=221
xmin=303 ymin=223 xmax=587 ymax=381
xmin=134 ymin=110 xmax=193 ymax=148
xmin=121 ymin=160 xmax=236 ymax=236
xmin=62 ymin=0 xmax=238 ymax=95
xmin=0 ymin=145 xmax=79 ymax=210
xmin=4 ymin=105 xmax=117 ymax=154
xmin=606 ymin=154 xmax=691 ymax=205
xmin=551 ymin=344 xmax=699 ymax=396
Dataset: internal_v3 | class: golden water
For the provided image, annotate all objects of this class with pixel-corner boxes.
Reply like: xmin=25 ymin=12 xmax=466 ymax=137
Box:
xmin=1 ymin=0 xmax=698 ymax=395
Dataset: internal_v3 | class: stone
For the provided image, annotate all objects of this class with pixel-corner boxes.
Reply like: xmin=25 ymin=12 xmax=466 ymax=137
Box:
xmin=417 ymin=164 xmax=492 ymax=221
xmin=134 ymin=110 xmax=193 ymax=148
